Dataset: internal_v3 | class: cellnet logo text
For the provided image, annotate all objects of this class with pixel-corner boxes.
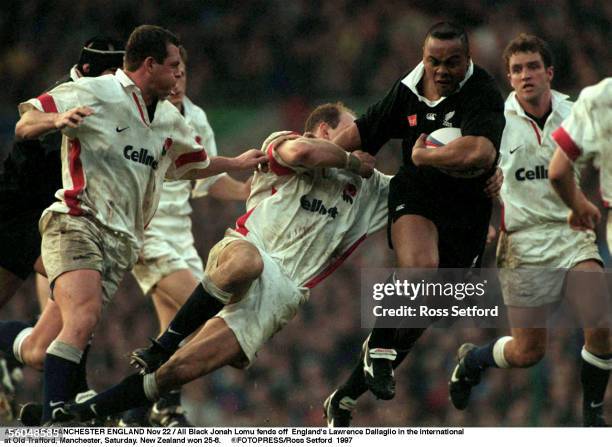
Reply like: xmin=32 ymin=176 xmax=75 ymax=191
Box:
xmin=515 ymin=165 xmax=548 ymax=181
xmin=123 ymin=145 xmax=159 ymax=170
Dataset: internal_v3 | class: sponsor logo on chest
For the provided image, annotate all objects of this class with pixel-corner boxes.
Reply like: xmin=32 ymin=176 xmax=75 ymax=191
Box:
xmin=515 ymin=165 xmax=548 ymax=181
xmin=123 ymin=145 xmax=160 ymax=170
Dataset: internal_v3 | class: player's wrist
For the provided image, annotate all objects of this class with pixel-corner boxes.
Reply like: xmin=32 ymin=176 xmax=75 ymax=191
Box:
xmin=345 ymin=152 xmax=361 ymax=174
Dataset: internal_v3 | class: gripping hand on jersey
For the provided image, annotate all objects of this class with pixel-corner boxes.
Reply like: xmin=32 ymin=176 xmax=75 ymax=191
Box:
xmin=54 ymin=106 xmax=95 ymax=130
xmin=350 ymin=150 xmax=375 ymax=178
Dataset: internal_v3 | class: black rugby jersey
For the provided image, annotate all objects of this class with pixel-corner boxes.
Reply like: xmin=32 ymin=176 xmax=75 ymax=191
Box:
xmin=0 ymin=74 xmax=72 ymax=210
xmin=355 ymin=63 xmax=504 ymax=205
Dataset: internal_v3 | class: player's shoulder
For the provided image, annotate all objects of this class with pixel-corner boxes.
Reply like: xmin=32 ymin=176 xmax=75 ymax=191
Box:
xmin=67 ymin=74 xmax=123 ymax=101
xmin=261 ymin=130 xmax=301 ymax=153
xmin=577 ymin=78 xmax=612 ymax=108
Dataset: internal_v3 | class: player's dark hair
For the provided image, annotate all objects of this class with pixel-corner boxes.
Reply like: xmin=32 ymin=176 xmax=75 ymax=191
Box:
xmin=304 ymin=102 xmax=355 ymax=133
xmin=124 ymin=25 xmax=180 ymax=71
xmin=424 ymin=22 xmax=469 ymax=54
xmin=77 ymin=35 xmax=125 ymax=77
xmin=503 ymin=33 xmax=554 ymax=71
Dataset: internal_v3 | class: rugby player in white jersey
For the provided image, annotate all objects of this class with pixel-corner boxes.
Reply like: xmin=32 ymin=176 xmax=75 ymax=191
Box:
xmin=549 ymin=78 xmax=612 ymax=246
xmin=11 ymin=25 xmax=266 ymax=424
xmin=50 ymin=102 xmax=391 ymax=423
xmin=124 ymin=46 xmax=249 ymax=427
xmin=448 ymin=35 xmax=612 ymax=427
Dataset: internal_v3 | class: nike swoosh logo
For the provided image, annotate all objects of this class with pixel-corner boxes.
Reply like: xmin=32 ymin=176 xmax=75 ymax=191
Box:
xmin=49 ymin=400 xmax=64 ymax=407
xmin=116 ymin=126 xmax=129 ymax=133
xmin=590 ymin=401 xmax=604 ymax=408
xmin=509 ymin=145 xmax=523 ymax=154
xmin=167 ymin=327 xmax=182 ymax=335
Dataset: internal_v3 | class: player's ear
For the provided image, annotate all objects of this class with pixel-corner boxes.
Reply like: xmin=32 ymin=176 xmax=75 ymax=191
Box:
xmin=547 ymin=65 xmax=554 ymax=82
xmin=319 ymin=122 xmax=330 ymax=139
xmin=81 ymin=64 xmax=91 ymax=75
xmin=144 ymin=56 xmax=156 ymax=73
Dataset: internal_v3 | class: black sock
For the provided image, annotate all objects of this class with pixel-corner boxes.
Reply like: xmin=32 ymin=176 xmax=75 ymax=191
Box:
xmin=74 ymin=374 xmax=151 ymax=420
xmin=368 ymin=328 xmax=399 ymax=350
xmin=0 ymin=321 xmax=30 ymax=363
xmin=581 ymin=353 xmax=612 ymax=416
xmin=156 ymin=284 xmax=224 ymax=352
xmin=75 ymin=344 xmax=91 ymax=394
xmin=42 ymin=353 xmax=80 ymax=422
xmin=157 ymin=389 xmax=181 ymax=408
xmin=465 ymin=340 xmax=498 ymax=374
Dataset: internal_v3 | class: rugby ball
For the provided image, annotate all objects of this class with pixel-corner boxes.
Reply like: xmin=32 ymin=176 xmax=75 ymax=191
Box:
xmin=425 ymin=127 xmax=485 ymax=178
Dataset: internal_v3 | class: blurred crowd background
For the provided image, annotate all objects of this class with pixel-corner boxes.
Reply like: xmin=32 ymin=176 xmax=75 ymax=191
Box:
xmin=1 ymin=0 xmax=611 ymax=426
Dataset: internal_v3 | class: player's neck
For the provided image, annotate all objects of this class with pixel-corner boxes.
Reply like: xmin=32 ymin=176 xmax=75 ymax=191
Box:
xmin=518 ymin=89 xmax=552 ymax=118
xmin=422 ymin=77 xmax=443 ymax=101
xmin=124 ymin=70 xmax=156 ymax=105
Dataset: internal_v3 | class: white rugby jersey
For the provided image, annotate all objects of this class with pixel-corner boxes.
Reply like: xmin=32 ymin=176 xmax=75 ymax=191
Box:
xmin=19 ymin=69 xmax=210 ymax=250
xmin=231 ymin=131 xmax=390 ymax=288
xmin=552 ymin=78 xmax=612 ymax=206
xmin=152 ymin=96 xmax=220 ymax=226
xmin=499 ymin=90 xmax=591 ymax=232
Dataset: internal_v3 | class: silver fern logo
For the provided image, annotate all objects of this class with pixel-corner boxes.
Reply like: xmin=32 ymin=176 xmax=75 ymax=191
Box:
xmin=443 ymin=110 xmax=455 ymax=127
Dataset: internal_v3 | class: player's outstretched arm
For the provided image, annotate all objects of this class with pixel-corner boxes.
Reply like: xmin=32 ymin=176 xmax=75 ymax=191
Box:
xmin=181 ymin=149 xmax=267 ymax=180
xmin=332 ymin=122 xmax=362 ymax=152
xmin=412 ymin=133 xmax=496 ymax=171
xmin=15 ymin=107 xmax=94 ymax=140
xmin=206 ymin=175 xmax=251 ymax=201
xmin=278 ymin=137 xmax=374 ymax=178
xmin=549 ymin=146 xmax=600 ymax=231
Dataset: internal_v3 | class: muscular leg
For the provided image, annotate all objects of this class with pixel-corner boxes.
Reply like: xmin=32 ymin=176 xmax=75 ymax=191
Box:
xmin=41 ymin=269 xmax=102 ymax=422
xmin=68 ymin=317 xmax=244 ymax=421
xmin=331 ymin=216 xmax=439 ymax=408
xmin=151 ymin=269 xmax=200 ymax=334
xmin=566 ymin=259 xmax=612 ymax=426
xmin=152 ymin=241 xmax=263 ymax=354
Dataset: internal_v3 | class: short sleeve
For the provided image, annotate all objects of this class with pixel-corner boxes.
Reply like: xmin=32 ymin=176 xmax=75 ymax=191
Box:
xmin=18 ymin=81 xmax=80 ymax=116
xmin=165 ymin=114 xmax=210 ymax=180
xmin=551 ymin=91 xmax=599 ymax=163
xmin=460 ymin=80 xmax=505 ymax=152
xmin=355 ymin=78 xmax=410 ymax=155
xmin=364 ymin=171 xmax=391 ymax=235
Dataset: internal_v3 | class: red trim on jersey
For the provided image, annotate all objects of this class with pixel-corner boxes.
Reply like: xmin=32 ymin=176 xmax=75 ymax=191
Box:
xmin=303 ymin=234 xmax=367 ymax=289
xmin=551 ymin=126 xmax=581 ymax=162
xmin=234 ymin=207 xmax=256 ymax=236
xmin=267 ymin=143 xmax=295 ymax=176
xmin=64 ymin=139 xmax=85 ymax=216
xmin=528 ymin=121 xmax=542 ymax=145
xmin=37 ymin=93 xmax=59 ymax=113
xmin=175 ymin=150 xmax=207 ymax=169
xmin=132 ymin=92 xmax=148 ymax=125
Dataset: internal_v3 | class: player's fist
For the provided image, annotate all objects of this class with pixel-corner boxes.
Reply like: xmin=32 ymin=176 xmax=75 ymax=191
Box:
xmin=54 ymin=106 xmax=94 ymax=130
xmin=568 ymin=199 xmax=601 ymax=231
xmin=351 ymin=150 xmax=375 ymax=178
xmin=235 ymin=149 xmax=268 ymax=171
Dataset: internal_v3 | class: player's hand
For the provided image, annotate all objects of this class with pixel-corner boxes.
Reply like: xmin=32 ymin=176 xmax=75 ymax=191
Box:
xmin=568 ymin=199 xmax=601 ymax=231
xmin=352 ymin=150 xmax=375 ymax=178
xmin=234 ymin=149 xmax=268 ymax=171
xmin=54 ymin=106 xmax=94 ymax=130
xmin=484 ymin=167 xmax=503 ymax=199
xmin=411 ymin=134 xmax=428 ymax=167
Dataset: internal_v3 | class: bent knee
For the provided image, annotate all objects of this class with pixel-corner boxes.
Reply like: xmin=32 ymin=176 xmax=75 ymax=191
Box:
xmin=215 ymin=244 xmax=264 ymax=287
xmin=511 ymin=345 xmax=545 ymax=368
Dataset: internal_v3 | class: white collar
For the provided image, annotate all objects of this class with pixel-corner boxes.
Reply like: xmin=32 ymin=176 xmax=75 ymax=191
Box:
xmin=400 ymin=60 xmax=474 ymax=107
xmin=69 ymin=65 xmax=81 ymax=82
xmin=115 ymin=69 xmax=137 ymax=89
xmin=505 ymin=89 xmax=569 ymax=117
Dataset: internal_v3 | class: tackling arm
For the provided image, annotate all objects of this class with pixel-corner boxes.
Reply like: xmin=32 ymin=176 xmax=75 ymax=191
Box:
xmin=332 ymin=122 xmax=362 ymax=152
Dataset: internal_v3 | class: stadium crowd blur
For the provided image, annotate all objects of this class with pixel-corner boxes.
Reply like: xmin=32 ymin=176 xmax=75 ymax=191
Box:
xmin=1 ymin=0 xmax=611 ymax=426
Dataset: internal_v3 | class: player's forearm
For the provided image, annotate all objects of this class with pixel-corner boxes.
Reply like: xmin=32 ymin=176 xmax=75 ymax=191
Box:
xmin=414 ymin=136 xmax=496 ymax=170
xmin=15 ymin=110 xmax=59 ymax=140
xmin=207 ymin=175 xmax=250 ymax=201
xmin=282 ymin=138 xmax=352 ymax=169
xmin=549 ymin=147 xmax=582 ymax=210
xmin=332 ymin=122 xmax=362 ymax=152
